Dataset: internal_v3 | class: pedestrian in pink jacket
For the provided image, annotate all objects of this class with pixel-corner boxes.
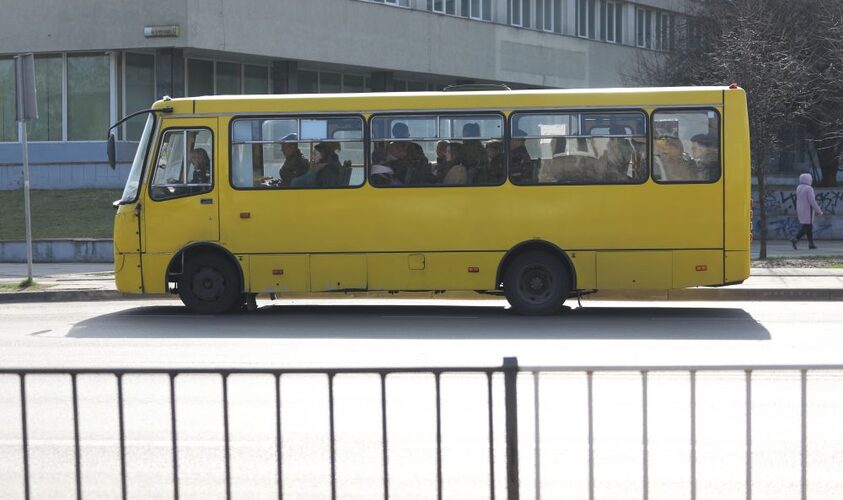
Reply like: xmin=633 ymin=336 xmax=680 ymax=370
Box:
xmin=791 ymin=173 xmax=823 ymax=249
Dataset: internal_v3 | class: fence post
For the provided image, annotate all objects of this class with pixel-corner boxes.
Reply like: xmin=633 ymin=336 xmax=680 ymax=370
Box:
xmin=503 ymin=357 xmax=520 ymax=500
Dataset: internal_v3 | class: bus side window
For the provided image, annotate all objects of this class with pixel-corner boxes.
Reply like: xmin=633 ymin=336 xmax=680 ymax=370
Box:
xmin=653 ymin=110 xmax=720 ymax=183
xmin=150 ymin=129 xmax=213 ymax=200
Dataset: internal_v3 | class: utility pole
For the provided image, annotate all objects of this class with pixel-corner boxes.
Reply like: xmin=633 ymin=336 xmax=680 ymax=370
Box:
xmin=15 ymin=54 xmax=37 ymax=283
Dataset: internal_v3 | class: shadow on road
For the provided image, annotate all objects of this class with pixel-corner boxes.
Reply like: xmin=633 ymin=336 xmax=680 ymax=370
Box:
xmin=67 ymin=302 xmax=771 ymax=340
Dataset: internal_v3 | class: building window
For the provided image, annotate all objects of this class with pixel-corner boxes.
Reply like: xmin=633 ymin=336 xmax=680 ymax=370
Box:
xmin=67 ymin=53 xmax=110 ymax=141
xmin=187 ymin=59 xmax=214 ymax=97
xmin=510 ymin=0 xmax=531 ymax=27
xmin=462 ymin=0 xmax=491 ymax=20
xmin=343 ymin=75 xmax=365 ymax=93
xmin=535 ymin=0 xmax=562 ymax=32
xmin=602 ymin=1 xmax=622 ymax=43
xmin=577 ymin=0 xmax=597 ymax=39
xmin=320 ymin=72 xmax=342 ymax=93
xmin=27 ymin=54 xmax=63 ymax=142
xmin=0 ymin=58 xmax=16 ymax=142
xmin=636 ymin=7 xmax=653 ymax=48
xmin=244 ymin=65 xmax=269 ymax=94
xmin=655 ymin=11 xmax=675 ymax=51
xmin=429 ymin=0 xmax=456 ymax=14
xmin=121 ymin=53 xmax=156 ymax=141
xmin=371 ymin=0 xmax=410 ymax=6
xmin=216 ymin=62 xmax=241 ymax=95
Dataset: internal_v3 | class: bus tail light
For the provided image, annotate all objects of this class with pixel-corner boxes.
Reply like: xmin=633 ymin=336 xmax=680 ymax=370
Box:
xmin=468 ymin=266 xmax=479 ymax=273
xmin=695 ymin=265 xmax=708 ymax=272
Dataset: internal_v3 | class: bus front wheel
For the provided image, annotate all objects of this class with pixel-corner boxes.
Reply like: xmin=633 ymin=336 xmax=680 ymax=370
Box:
xmin=178 ymin=253 xmax=242 ymax=314
xmin=503 ymin=251 xmax=570 ymax=315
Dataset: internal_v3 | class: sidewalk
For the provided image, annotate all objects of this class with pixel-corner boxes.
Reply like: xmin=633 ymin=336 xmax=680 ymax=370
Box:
xmin=1 ymin=241 xmax=842 ymax=303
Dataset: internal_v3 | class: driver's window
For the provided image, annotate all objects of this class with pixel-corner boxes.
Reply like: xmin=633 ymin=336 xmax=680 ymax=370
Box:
xmin=151 ymin=129 xmax=213 ymax=200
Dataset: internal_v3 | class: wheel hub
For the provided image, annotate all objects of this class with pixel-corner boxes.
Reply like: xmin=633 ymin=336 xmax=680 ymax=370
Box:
xmin=519 ymin=265 xmax=553 ymax=303
xmin=192 ymin=267 xmax=225 ymax=302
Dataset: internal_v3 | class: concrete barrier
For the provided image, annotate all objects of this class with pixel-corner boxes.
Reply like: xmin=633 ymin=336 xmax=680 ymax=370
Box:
xmin=0 ymin=239 xmax=113 ymax=263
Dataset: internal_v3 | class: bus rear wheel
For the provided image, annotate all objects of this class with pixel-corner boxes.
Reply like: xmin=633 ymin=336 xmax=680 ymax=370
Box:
xmin=503 ymin=251 xmax=571 ymax=315
xmin=178 ymin=253 xmax=242 ymax=314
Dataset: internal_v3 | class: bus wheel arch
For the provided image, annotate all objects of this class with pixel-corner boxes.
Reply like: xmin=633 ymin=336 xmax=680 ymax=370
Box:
xmin=498 ymin=241 xmax=576 ymax=315
xmin=167 ymin=243 xmax=244 ymax=314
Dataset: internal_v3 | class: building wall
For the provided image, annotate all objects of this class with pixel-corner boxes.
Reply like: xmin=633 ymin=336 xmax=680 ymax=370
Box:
xmin=1 ymin=0 xmax=693 ymax=190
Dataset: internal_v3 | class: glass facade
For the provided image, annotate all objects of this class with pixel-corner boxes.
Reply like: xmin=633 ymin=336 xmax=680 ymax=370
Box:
xmin=28 ymin=55 xmax=62 ymax=141
xmin=216 ymin=61 xmax=241 ymax=95
xmin=187 ymin=59 xmax=214 ymax=97
xmin=244 ymin=65 xmax=269 ymax=94
xmin=0 ymin=58 xmax=16 ymax=142
xmin=67 ymin=53 xmax=110 ymax=141
xmin=125 ymin=53 xmax=155 ymax=141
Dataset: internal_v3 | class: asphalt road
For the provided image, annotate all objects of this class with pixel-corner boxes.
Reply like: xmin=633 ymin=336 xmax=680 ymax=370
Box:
xmin=1 ymin=298 xmax=843 ymax=499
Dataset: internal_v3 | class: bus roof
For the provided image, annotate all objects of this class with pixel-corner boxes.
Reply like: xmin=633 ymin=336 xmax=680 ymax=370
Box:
xmin=155 ymin=86 xmax=738 ymax=115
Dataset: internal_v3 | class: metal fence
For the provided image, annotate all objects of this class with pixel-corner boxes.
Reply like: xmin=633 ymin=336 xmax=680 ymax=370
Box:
xmin=2 ymin=360 xmax=842 ymax=500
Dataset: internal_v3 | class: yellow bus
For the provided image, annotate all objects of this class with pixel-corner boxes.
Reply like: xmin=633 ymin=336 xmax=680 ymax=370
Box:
xmin=109 ymin=86 xmax=750 ymax=315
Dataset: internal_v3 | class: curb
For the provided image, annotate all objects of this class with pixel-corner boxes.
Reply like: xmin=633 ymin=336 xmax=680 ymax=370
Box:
xmin=589 ymin=288 xmax=843 ymax=301
xmin=0 ymin=290 xmax=126 ymax=303
xmin=2 ymin=288 xmax=843 ymax=304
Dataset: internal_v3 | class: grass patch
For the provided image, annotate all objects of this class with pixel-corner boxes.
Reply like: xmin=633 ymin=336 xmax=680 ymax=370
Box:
xmin=0 ymin=189 xmax=122 ymax=240
xmin=0 ymin=279 xmax=46 ymax=292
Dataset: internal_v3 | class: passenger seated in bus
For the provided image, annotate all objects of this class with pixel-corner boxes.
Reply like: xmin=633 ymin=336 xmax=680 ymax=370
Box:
xmin=392 ymin=122 xmax=411 ymax=139
xmin=539 ymin=137 xmax=600 ymax=183
xmin=291 ymin=142 xmax=342 ymax=187
xmin=189 ymin=148 xmax=211 ymax=184
xmin=509 ymin=131 xmax=533 ymax=184
xmin=690 ymin=133 xmax=719 ymax=180
xmin=432 ymin=140 xmax=449 ymax=183
xmin=406 ymin=141 xmax=434 ymax=184
xmin=484 ymin=140 xmax=505 ymax=184
xmin=384 ymin=140 xmax=431 ymax=184
xmin=460 ymin=123 xmax=489 ymax=183
xmin=443 ymin=142 xmax=468 ymax=185
xmin=601 ymin=125 xmax=638 ymax=182
xmin=653 ymin=135 xmax=689 ymax=181
xmin=277 ymin=134 xmax=309 ymax=187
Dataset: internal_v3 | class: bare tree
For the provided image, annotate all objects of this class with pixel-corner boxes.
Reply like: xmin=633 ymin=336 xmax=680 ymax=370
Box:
xmin=627 ymin=0 xmax=840 ymax=258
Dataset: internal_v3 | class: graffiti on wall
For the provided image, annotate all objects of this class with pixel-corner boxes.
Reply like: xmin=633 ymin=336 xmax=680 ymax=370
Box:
xmin=757 ymin=189 xmax=842 ymax=216
xmin=759 ymin=216 xmax=833 ymax=239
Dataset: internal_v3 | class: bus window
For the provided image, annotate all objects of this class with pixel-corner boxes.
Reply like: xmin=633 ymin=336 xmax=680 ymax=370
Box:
xmin=150 ymin=129 xmax=213 ymax=201
xmin=230 ymin=116 xmax=364 ymax=189
xmin=652 ymin=109 xmax=720 ymax=183
xmin=511 ymin=112 xmax=648 ymax=185
xmin=370 ymin=114 xmax=504 ymax=186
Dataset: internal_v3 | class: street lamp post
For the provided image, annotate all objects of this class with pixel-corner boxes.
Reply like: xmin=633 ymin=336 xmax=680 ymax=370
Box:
xmin=15 ymin=54 xmax=37 ymax=283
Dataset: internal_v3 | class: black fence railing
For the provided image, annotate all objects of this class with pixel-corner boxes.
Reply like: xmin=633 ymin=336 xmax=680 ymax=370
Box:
xmin=1 ymin=360 xmax=522 ymax=500
xmin=4 ymin=361 xmax=843 ymax=500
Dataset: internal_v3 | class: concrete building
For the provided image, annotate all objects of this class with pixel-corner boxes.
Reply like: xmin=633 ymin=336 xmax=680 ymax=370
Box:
xmin=1 ymin=0 xmax=695 ymax=190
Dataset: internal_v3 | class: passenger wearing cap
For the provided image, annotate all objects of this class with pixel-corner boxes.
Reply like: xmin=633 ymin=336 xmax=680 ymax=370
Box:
xmin=278 ymin=133 xmax=309 ymax=187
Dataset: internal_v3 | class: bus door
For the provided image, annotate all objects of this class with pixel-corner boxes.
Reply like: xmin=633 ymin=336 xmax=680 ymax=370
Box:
xmin=140 ymin=120 xmax=219 ymax=290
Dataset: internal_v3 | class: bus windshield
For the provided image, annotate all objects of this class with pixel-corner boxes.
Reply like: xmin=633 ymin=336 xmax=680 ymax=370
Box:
xmin=119 ymin=114 xmax=155 ymax=204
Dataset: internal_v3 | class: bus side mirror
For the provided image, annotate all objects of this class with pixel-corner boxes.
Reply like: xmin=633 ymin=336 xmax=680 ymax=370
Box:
xmin=107 ymin=134 xmax=117 ymax=170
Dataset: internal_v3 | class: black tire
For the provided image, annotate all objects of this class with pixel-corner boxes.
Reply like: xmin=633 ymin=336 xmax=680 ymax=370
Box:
xmin=178 ymin=253 xmax=242 ymax=314
xmin=503 ymin=251 xmax=571 ymax=315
